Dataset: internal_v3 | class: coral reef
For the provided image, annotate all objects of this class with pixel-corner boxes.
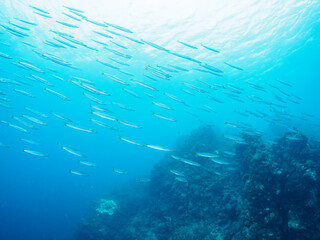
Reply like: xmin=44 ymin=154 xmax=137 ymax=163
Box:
xmin=76 ymin=126 xmax=320 ymax=240
xmin=238 ymin=132 xmax=320 ymax=240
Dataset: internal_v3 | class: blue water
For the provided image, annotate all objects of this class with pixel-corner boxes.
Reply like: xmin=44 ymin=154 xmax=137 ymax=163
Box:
xmin=0 ymin=0 xmax=320 ymax=239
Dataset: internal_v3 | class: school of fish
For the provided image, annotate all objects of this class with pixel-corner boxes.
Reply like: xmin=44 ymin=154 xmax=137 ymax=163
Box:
xmin=0 ymin=4 xmax=318 ymax=183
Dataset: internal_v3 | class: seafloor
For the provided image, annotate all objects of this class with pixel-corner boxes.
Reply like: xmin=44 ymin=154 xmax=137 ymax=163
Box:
xmin=76 ymin=125 xmax=320 ymax=240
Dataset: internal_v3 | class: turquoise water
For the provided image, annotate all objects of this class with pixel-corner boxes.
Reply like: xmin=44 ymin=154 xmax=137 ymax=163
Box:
xmin=0 ymin=0 xmax=320 ymax=239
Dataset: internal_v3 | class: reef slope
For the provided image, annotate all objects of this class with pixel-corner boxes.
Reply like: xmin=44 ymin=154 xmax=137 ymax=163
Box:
xmin=76 ymin=126 xmax=320 ymax=240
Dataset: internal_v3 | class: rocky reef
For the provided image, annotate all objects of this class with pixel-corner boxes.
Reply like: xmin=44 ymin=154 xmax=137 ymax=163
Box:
xmin=76 ymin=125 xmax=320 ymax=240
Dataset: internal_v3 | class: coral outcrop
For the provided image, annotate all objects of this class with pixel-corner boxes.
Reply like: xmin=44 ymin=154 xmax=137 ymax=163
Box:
xmin=76 ymin=126 xmax=320 ymax=240
xmin=96 ymin=199 xmax=118 ymax=215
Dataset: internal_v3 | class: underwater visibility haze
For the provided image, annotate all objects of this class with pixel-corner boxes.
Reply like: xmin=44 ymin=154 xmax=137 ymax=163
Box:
xmin=0 ymin=0 xmax=320 ymax=239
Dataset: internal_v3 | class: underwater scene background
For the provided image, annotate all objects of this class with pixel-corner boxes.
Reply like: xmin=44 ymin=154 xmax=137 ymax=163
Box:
xmin=0 ymin=0 xmax=320 ymax=239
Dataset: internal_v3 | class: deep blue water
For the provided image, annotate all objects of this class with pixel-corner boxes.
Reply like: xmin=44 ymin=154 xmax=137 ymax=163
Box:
xmin=0 ymin=1 xmax=320 ymax=239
